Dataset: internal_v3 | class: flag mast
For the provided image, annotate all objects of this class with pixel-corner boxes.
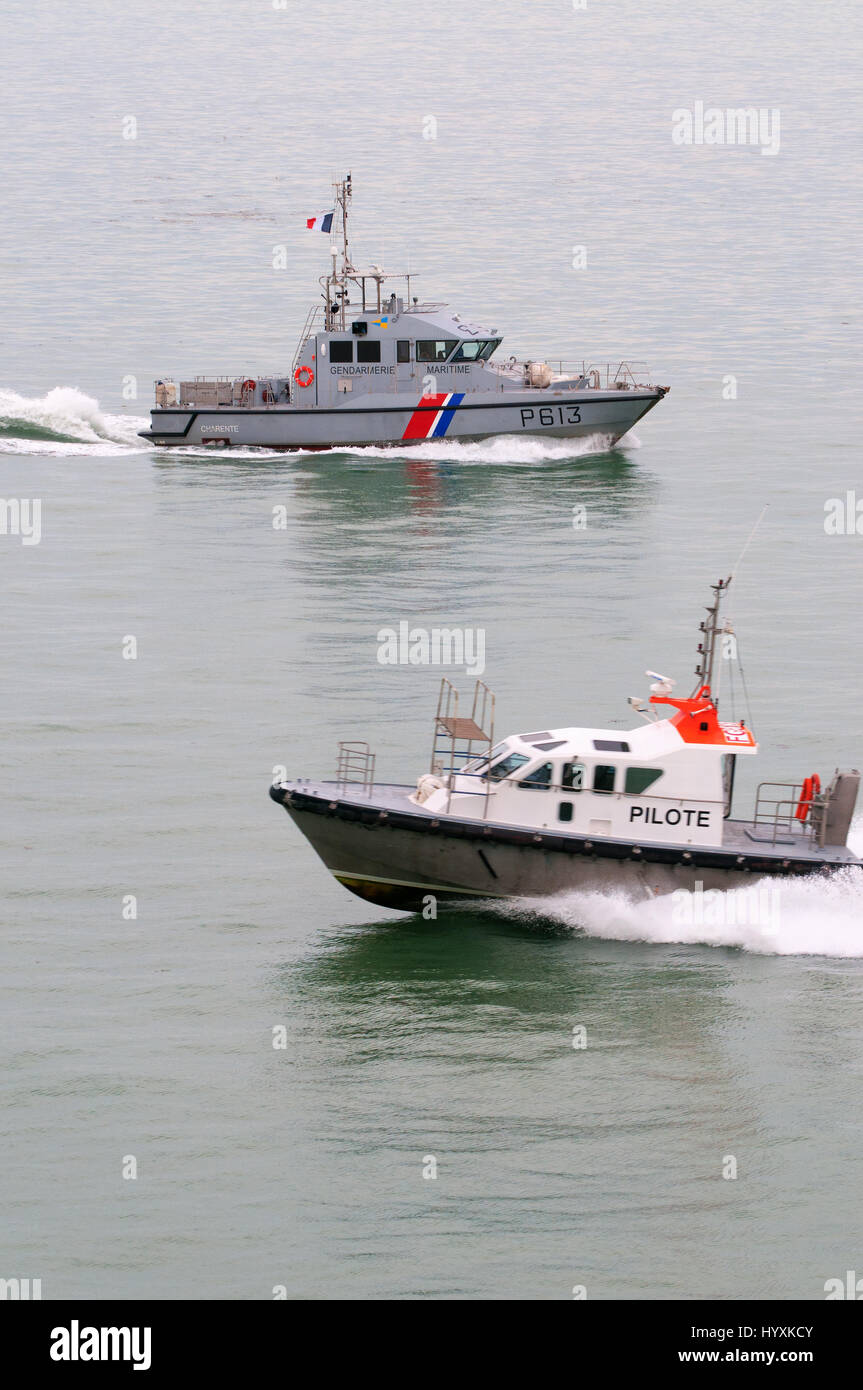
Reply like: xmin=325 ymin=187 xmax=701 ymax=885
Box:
xmin=333 ymin=172 xmax=352 ymax=275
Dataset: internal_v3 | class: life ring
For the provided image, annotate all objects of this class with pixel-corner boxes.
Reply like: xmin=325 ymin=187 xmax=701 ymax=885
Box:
xmin=240 ymin=378 xmax=256 ymax=395
xmin=795 ymin=773 xmax=821 ymax=821
xmin=294 ymin=365 xmax=314 ymax=388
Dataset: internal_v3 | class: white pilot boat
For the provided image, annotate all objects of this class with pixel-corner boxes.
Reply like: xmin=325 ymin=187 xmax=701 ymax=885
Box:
xmin=140 ymin=174 xmax=668 ymax=452
xmin=269 ymin=578 xmax=861 ymax=911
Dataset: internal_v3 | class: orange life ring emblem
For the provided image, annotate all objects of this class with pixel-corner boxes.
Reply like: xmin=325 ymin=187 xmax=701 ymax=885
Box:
xmin=294 ymin=365 xmax=314 ymax=388
xmin=795 ymin=773 xmax=821 ymax=821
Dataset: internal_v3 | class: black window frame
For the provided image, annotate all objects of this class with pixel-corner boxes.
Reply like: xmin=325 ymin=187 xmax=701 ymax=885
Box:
xmin=356 ymin=339 xmax=381 ymax=364
xmin=517 ymin=761 xmax=554 ymax=790
xmin=593 ymin=764 xmax=616 ymax=794
xmin=396 ymin=340 xmax=411 ymax=364
xmin=416 ymin=339 xmax=458 ymax=364
xmin=562 ymin=762 xmax=586 ymax=791
xmin=329 ymin=340 xmax=353 ymax=363
xmin=624 ymin=767 xmax=664 ymax=795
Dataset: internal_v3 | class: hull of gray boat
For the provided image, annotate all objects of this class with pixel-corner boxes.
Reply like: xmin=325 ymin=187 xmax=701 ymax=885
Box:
xmin=141 ymin=389 xmax=664 ymax=451
xmin=271 ymin=782 xmax=860 ymax=913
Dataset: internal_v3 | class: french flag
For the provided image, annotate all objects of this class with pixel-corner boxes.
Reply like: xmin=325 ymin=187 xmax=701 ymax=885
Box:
xmin=306 ymin=211 xmax=334 ymax=233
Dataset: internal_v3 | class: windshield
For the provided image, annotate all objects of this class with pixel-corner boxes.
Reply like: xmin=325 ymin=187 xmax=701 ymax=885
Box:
xmin=487 ymin=751 xmax=530 ymax=781
xmin=452 ymin=339 xmax=490 ymax=362
xmin=462 ymin=741 xmax=506 ymax=775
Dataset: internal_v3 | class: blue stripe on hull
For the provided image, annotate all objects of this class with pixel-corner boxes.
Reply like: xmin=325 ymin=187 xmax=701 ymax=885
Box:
xmin=431 ymin=392 xmax=465 ymax=437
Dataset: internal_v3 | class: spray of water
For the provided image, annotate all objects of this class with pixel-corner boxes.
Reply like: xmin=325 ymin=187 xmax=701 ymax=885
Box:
xmin=333 ymin=431 xmax=639 ymax=466
xmin=0 ymin=386 xmax=147 ymax=455
xmin=501 ymin=819 xmax=863 ymax=957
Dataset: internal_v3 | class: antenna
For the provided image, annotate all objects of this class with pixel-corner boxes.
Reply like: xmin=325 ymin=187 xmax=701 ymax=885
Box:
xmin=325 ymin=173 xmax=353 ymax=329
xmin=692 ymin=506 xmax=768 ymax=703
xmin=729 ymin=503 xmax=769 ymax=584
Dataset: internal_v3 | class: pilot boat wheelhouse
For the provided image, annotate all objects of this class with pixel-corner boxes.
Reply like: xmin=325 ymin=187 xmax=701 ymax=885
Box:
xmin=270 ymin=579 xmax=861 ymax=912
xmin=140 ymin=174 xmax=668 ymax=452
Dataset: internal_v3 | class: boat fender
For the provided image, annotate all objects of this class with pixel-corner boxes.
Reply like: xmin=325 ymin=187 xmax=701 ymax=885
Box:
xmin=795 ymin=773 xmax=821 ymax=821
xmin=294 ymin=365 xmax=315 ymax=388
xmin=415 ymin=773 xmax=444 ymax=804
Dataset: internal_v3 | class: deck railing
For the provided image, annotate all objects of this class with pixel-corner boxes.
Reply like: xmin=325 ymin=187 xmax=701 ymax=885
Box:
xmin=752 ymin=781 xmax=824 ymax=845
xmin=336 ymin=741 xmax=376 ymax=797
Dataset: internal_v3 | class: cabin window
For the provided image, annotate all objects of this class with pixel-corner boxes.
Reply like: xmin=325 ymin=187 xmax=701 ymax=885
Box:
xmin=518 ymin=762 xmax=553 ymax=790
xmin=329 ymin=341 xmax=353 ymax=363
xmin=452 ymin=339 xmax=490 ymax=362
xmin=624 ymin=767 xmax=664 ymax=795
xmin=396 ymin=340 xmax=411 ymax=364
xmin=480 ymin=340 xmax=501 ymax=359
xmin=562 ymin=762 xmax=586 ymax=791
xmin=465 ymin=741 xmax=506 ymax=775
xmin=357 ymin=340 xmax=381 ymax=363
xmin=416 ymin=339 xmax=458 ymax=363
xmin=593 ymin=764 xmax=616 ymax=794
xmin=558 ymin=802 xmax=574 ymax=822
xmin=722 ymin=754 xmax=736 ymax=819
xmin=594 ymin=739 xmax=630 ymax=753
xmin=488 ymin=751 xmax=530 ymax=781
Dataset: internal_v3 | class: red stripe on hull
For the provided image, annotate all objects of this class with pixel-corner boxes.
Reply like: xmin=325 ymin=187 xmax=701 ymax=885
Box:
xmin=401 ymin=394 xmax=449 ymax=440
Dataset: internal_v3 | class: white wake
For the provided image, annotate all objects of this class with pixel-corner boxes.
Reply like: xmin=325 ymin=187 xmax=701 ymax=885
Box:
xmin=0 ymin=386 xmax=147 ymax=455
xmin=503 ymin=821 xmax=863 ymax=957
xmin=338 ymin=431 xmax=640 ymax=465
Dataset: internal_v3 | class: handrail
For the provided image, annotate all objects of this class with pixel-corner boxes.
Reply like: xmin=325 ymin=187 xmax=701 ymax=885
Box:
xmin=752 ymin=780 xmax=825 ymax=845
xmin=336 ymin=741 xmax=375 ymax=796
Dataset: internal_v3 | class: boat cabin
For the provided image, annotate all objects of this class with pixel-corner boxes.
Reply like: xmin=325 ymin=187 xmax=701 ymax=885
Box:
xmin=416 ymin=693 xmax=757 ymax=847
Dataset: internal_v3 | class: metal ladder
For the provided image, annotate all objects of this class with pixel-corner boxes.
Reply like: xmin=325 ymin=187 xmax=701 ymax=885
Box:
xmin=431 ymin=678 xmax=495 ymax=814
xmin=290 ymin=305 xmax=323 ymax=396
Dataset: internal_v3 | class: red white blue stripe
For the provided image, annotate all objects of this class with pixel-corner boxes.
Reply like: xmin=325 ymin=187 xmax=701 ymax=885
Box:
xmin=402 ymin=392 xmax=465 ymax=441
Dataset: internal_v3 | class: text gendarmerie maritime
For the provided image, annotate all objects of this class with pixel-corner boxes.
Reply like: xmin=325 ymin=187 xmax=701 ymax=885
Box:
xmin=329 ymin=365 xmax=471 ymax=375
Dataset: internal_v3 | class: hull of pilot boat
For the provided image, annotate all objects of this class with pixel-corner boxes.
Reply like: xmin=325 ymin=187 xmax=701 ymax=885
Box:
xmin=270 ymin=782 xmax=860 ymax=914
xmin=139 ymin=389 xmax=666 ymax=452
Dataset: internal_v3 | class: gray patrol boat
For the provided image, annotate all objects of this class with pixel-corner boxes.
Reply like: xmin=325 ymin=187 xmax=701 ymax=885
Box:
xmin=270 ymin=578 xmax=860 ymax=912
xmin=140 ymin=174 xmax=668 ymax=452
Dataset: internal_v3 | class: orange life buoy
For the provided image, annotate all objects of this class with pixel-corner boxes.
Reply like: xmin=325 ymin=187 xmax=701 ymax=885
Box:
xmin=241 ymin=378 xmax=256 ymax=394
xmin=294 ymin=365 xmax=314 ymax=388
xmin=795 ymin=773 xmax=821 ymax=821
